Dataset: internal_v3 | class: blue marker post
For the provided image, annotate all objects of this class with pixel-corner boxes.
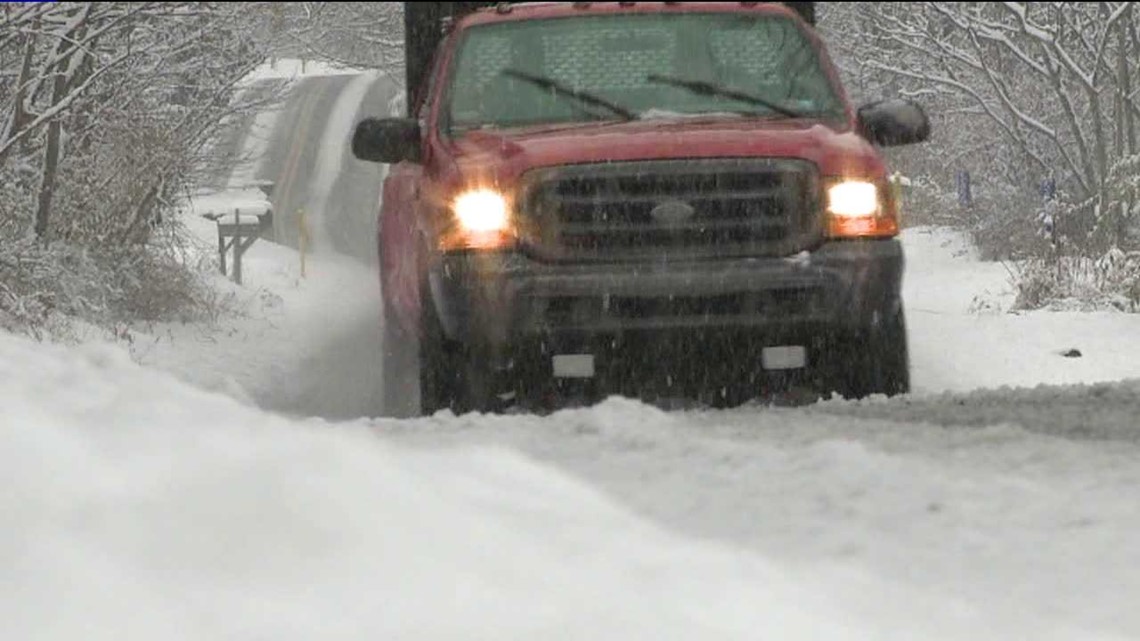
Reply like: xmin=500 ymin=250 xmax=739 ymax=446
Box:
xmin=1037 ymin=176 xmax=1059 ymax=254
xmin=955 ymin=170 xmax=973 ymax=208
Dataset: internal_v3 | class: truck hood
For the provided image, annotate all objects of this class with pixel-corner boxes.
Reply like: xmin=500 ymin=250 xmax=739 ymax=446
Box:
xmin=444 ymin=117 xmax=886 ymax=184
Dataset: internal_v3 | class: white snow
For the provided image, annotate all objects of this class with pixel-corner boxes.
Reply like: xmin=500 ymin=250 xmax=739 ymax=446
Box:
xmin=639 ymin=109 xmax=746 ymax=120
xmin=380 ymin=394 xmax=1140 ymax=639
xmin=240 ymin=58 xmax=372 ymax=85
xmin=6 ymin=325 xmax=1140 ymax=639
xmin=3 ymin=329 xmax=1087 ymax=641
xmin=903 ymin=226 xmax=1140 ymax=392
xmin=126 ymin=204 xmax=386 ymax=420
xmin=205 ymin=212 xmax=266 ymax=226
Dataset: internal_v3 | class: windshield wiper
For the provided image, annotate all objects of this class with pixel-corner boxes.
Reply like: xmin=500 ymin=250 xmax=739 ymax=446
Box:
xmin=501 ymin=69 xmax=637 ymax=121
xmin=645 ymin=73 xmax=806 ymax=119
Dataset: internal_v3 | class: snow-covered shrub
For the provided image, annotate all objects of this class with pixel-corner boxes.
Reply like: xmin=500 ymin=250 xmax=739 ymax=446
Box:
xmin=0 ymin=237 xmax=109 ymax=339
xmin=1013 ymin=250 xmax=1140 ymax=312
xmin=826 ymin=2 xmax=1140 ymax=306
xmin=109 ymin=224 xmax=222 ymax=323
xmin=1088 ymin=155 xmax=1140 ymax=254
xmin=0 ymin=223 xmax=222 ymax=340
xmin=1012 ymin=155 xmax=1140 ymax=311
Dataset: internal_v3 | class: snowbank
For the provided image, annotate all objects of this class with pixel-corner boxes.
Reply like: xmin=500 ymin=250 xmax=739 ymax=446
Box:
xmin=9 ymin=329 xmax=1128 ymax=640
xmin=240 ymin=58 xmax=372 ymax=85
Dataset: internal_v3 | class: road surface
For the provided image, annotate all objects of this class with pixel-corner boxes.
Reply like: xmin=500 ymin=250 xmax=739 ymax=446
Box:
xmin=240 ymin=71 xmax=400 ymax=263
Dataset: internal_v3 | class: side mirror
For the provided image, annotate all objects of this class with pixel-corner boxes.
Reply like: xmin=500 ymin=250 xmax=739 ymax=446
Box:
xmin=856 ymin=99 xmax=931 ymax=147
xmin=352 ymin=117 xmax=422 ymax=164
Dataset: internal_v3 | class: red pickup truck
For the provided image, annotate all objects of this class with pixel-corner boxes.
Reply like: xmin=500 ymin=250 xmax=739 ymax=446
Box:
xmin=353 ymin=2 xmax=930 ymax=415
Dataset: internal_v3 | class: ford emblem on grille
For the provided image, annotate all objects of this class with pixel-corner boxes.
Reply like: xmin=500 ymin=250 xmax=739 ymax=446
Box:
xmin=650 ymin=199 xmax=695 ymax=225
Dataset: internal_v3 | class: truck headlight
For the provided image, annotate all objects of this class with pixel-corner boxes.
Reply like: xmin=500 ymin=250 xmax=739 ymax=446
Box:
xmin=453 ymin=189 xmax=509 ymax=233
xmin=824 ymin=178 xmax=898 ymax=239
xmin=827 ymin=181 xmax=878 ymax=217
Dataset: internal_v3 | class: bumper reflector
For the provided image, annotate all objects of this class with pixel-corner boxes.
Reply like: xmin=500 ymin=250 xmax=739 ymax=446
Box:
xmin=761 ymin=346 xmax=807 ymax=370
xmin=553 ymin=354 xmax=595 ymax=378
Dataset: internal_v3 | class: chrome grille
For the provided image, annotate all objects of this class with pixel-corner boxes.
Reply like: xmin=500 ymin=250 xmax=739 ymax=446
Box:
xmin=520 ymin=159 xmax=821 ymax=262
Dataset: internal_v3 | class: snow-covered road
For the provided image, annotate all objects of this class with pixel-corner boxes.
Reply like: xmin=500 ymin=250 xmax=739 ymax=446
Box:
xmin=18 ymin=329 xmax=1140 ymax=641
xmin=374 ymin=390 xmax=1140 ymax=638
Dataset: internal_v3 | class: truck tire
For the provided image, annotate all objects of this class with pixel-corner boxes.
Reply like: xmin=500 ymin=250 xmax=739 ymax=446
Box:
xmin=456 ymin=341 xmax=509 ymax=414
xmin=417 ymin=281 xmax=508 ymax=415
xmin=830 ymin=307 xmax=911 ymax=400
xmin=418 ymin=282 xmax=462 ymax=415
xmin=381 ymin=297 xmax=422 ymax=418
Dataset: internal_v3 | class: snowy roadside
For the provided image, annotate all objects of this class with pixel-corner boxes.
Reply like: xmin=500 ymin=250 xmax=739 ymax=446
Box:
xmin=121 ymin=62 xmax=390 ymax=420
xmin=122 ymin=199 xmax=386 ymax=420
xmin=902 ymin=227 xmax=1140 ymax=393
xmin=120 ymin=220 xmax=1140 ymax=421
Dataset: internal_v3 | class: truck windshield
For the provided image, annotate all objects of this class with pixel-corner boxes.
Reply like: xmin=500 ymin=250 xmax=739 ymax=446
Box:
xmin=445 ymin=12 xmax=844 ymax=133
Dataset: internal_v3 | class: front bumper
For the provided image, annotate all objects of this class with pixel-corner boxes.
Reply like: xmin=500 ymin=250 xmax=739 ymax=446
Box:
xmin=429 ymin=239 xmax=904 ymax=347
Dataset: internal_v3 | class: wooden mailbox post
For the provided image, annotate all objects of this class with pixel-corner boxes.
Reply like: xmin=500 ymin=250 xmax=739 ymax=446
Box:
xmin=203 ymin=203 xmax=272 ymax=285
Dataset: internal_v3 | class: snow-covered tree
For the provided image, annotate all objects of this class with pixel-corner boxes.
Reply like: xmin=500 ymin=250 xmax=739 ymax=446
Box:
xmin=258 ymin=3 xmax=404 ymax=78
xmin=0 ymin=2 xmax=268 ymax=333
xmin=826 ymin=2 xmax=1139 ymax=260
